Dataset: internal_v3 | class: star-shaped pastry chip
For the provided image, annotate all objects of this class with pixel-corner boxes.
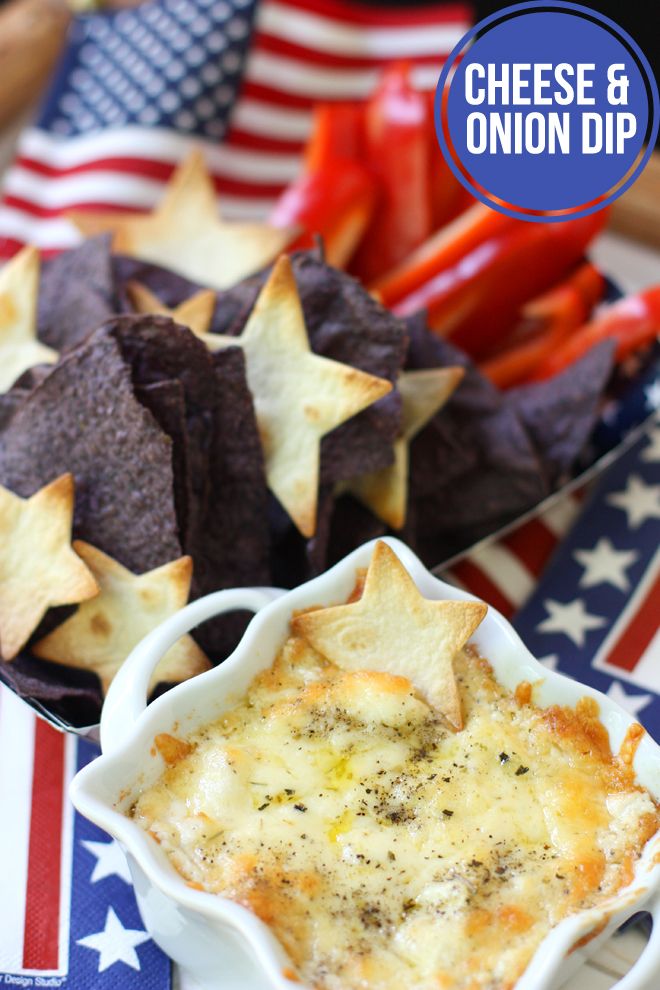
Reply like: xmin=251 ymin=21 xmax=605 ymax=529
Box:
xmin=70 ymin=151 xmax=296 ymax=291
xmin=224 ymin=255 xmax=392 ymax=537
xmin=345 ymin=367 xmax=464 ymax=529
xmin=34 ymin=542 xmax=211 ymax=695
xmin=127 ymin=281 xmax=216 ymax=336
xmin=0 ymin=245 xmax=58 ymax=392
xmin=292 ymin=541 xmax=487 ymax=728
xmin=0 ymin=474 xmax=98 ymax=660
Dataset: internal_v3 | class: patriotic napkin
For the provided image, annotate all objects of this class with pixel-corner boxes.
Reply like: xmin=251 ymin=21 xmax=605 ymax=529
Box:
xmin=0 ymin=686 xmax=170 ymax=988
xmin=512 ymin=416 xmax=660 ymax=738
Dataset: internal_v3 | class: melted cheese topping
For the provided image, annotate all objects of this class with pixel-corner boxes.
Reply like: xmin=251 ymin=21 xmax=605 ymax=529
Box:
xmin=132 ymin=636 xmax=658 ymax=990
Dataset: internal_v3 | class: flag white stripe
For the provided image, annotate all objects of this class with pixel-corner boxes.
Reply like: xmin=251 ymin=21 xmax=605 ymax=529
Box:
xmin=57 ymin=735 xmax=77 ymax=978
xmin=0 ymin=191 xmax=277 ymax=250
xmin=0 ymin=208 xmax=83 ymax=250
xmin=231 ymin=99 xmax=313 ymax=140
xmin=469 ymin=543 xmax=536 ymax=607
xmin=540 ymin=494 xmax=582 ymax=539
xmin=0 ymin=687 xmax=36 ymax=973
xmin=441 ymin=569 xmax=467 ymax=590
xmin=245 ymin=50 xmax=441 ymax=98
xmin=16 ymin=127 xmax=300 ymax=183
xmin=5 ymin=167 xmax=275 ymax=216
xmin=258 ymin=2 xmax=468 ymax=58
xmin=5 ymin=168 xmax=167 ymax=212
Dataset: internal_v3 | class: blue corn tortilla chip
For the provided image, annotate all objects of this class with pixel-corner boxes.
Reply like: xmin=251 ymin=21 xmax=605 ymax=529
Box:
xmin=113 ymin=253 xmax=205 ymax=314
xmin=99 ymin=315 xmax=270 ymax=658
xmin=135 ymin=378 xmax=192 ymax=547
xmin=0 ymin=652 xmax=104 ymax=726
xmin=0 ymin=331 xmax=182 ymax=572
xmin=507 ymin=341 xmax=616 ymax=488
xmin=38 ymin=235 xmax=118 ymax=351
xmin=400 ymin=314 xmax=550 ymax=564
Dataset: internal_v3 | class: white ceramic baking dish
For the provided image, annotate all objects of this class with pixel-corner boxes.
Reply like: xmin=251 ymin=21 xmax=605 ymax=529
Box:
xmin=70 ymin=537 xmax=660 ymax=990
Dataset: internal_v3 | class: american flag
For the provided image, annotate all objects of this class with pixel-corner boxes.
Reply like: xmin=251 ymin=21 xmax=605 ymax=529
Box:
xmin=0 ymin=0 xmax=472 ymax=259
xmin=0 ymin=687 xmax=170 ymax=986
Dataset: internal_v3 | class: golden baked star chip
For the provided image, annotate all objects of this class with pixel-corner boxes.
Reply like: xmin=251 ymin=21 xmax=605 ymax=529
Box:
xmin=345 ymin=367 xmax=464 ymax=529
xmin=224 ymin=255 xmax=392 ymax=538
xmin=70 ymin=151 xmax=296 ymax=291
xmin=292 ymin=541 xmax=487 ymax=728
xmin=127 ymin=281 xmax=217 ymax=336
xmin=33 ymin=542 xmax=211 ymax=695
xmin=0 ymin=474 xmax=98 ymax=660
xmin=0 ymin=245 xmax=58 ymax=392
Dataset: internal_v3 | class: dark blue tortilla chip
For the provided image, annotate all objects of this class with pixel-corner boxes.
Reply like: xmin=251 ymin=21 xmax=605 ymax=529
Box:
xmin=0 ymin=330 xmax=182 ymax=572
xmin=38 ymin=235 xmax=118 ymax=351
xmin=401 ymin=313 xmax=550 ymax=564
xmin=113 ymin=253 xmax=204 ymax=313
xmin=507 ymin=340 xmax=616 ymax=488
xmin=99 ymin=315 xmax=271 ymax=658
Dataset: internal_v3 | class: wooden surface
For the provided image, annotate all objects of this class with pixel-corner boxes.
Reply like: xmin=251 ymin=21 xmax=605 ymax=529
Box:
xmin=610 ymin=151 xmax=660 ymax=250
xmin=0 ymin=0 xmax=70 ymax=130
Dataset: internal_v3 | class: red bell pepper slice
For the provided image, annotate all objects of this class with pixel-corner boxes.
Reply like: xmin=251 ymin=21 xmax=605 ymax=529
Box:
xmin=479 ymin=263 xmax=606 ymax=388
xmin=425 ymin=88 xmax=473 ymax=230
xmin=529 ymin=287 xmax=660 ymax=380
xmin=349 ymin=61 xmax=433 ymax=284
xmin=393 ymin=210 xmax=609 ymax=358
xmin=303 ymin=102 xmax=365 ymax=173
xmin=270 ymin=159 xmax=376 ymax=269
xmin=520 ymin=261 xmax=605 ymax=334
xmin=372 ymin=202 xmax=513 ymax=308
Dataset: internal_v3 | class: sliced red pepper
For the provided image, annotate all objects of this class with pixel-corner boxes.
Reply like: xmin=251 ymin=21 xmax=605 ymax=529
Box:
xmin=303 ymin=102 xmax=365 ymax=173
xmin=479 ymin=263 xmax=605 ymax=388
xmin=372 ymin=202 xmax=513 ymax=308
xmin=349 ymin=61 xmax=433 ymax=284
xmin=480 ymin=323 xmax=575 ymax=389
xmin=425 ymin=89 xmax=472 ymax=229
xmin=529 ymin=287 xmax=660 ymax=380
xmin=395 ymin=210 xmax=609 ymax=358
xmin=520 ymin=261 xmax=605 ymax=334
xmin=270 ymin=159 xmax=376 ymax=269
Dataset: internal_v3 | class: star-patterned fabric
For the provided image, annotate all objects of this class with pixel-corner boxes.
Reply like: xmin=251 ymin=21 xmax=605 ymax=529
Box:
xmin=513 ymin=417 xmax=660 ymax=736
xmin=0 ymin=699 xmax=170 ymax=988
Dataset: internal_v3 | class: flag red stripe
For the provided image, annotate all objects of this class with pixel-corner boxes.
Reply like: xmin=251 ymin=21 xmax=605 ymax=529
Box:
xmin=253 ymin=31 xmax=447 ymax=69
xmin=0 ymin=242 xmax=58 ymax=260
xmin=276 ymin=0 xmax=472 ymax=28
xmin=22 ymin=719 xmax=65 ymax=970
xmin=449 ymin=560 xmax=516 ymax=618
xmin=239 ymin=78 xmax=333 ymax=109
xmin=501 ymin=520 xmax=558 ymax=578
xmin=604 ymin=570 xmax=660 ymax=673
xmin=16 ymin=155 xmax=177 ymax=181
xmin=225 ymin=126 xmax=305 ymax=154
xmin=13 ymin=160 xmax=286 ymax=200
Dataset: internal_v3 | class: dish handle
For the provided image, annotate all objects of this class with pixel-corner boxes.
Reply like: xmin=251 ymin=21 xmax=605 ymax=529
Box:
xmin=612 ymin=895 xmax=660 ymax=990
xmin=100 ymin=586 xmax=285 ymax=756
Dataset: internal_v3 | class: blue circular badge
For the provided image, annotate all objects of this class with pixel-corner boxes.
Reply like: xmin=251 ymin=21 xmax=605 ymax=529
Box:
xmin=436 ymin=1 xmax=659 ymax=222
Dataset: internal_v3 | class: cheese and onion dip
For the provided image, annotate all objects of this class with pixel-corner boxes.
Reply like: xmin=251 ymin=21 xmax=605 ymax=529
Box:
xmin=132 ymin=623 xmax=658 ymax=990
